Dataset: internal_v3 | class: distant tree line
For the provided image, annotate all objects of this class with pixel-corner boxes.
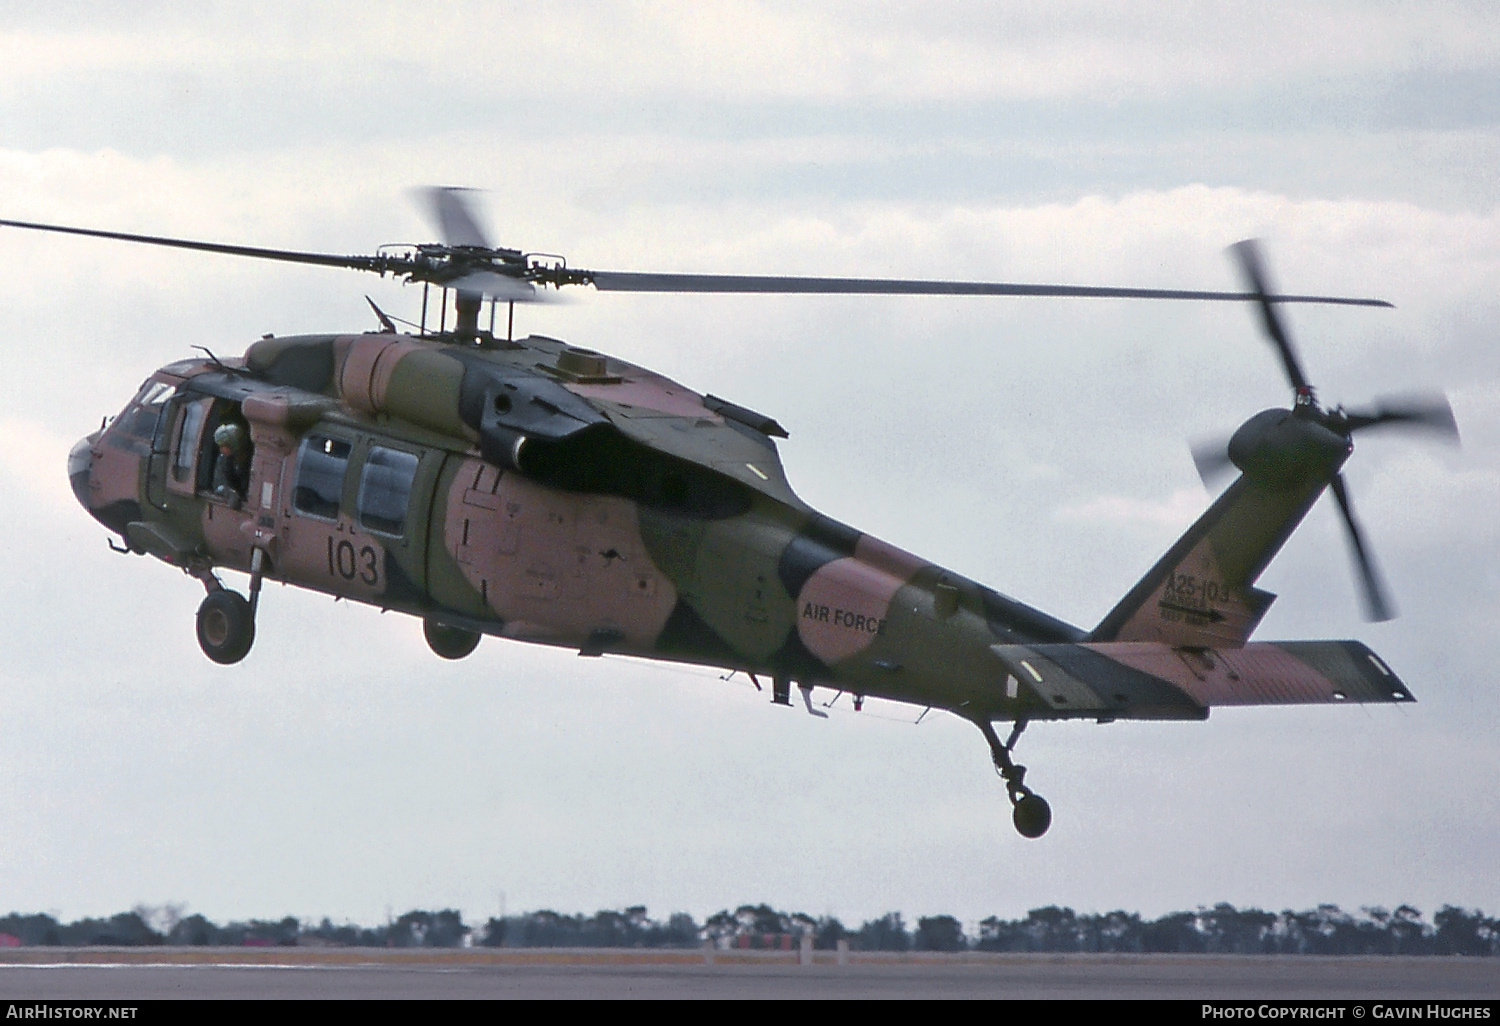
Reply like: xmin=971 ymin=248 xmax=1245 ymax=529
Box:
xmin=1 ymin=903 xmax=1496 ymax=956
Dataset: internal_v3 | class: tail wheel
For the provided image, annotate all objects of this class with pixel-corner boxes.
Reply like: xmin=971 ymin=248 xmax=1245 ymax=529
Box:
xmin=1012 ymin=793 xmax=1052 ymax=839
xmin=196 ymin=589 xmax=255 ymax=665
xmin=424 ymin=619 xmax=480 ymax=660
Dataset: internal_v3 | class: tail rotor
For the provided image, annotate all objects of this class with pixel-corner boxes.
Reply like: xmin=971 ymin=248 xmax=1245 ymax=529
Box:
xmin=1189 ymin=240 xmax=1459 ymax=622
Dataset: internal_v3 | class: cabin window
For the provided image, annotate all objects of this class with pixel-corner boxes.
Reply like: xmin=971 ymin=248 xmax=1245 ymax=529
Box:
xmin=357 ymin=446 xmax=419 ymax=536
xmin=293 ymin=434 xmax=352 ymax=520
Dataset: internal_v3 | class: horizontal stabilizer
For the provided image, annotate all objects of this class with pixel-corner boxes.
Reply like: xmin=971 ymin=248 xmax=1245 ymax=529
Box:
xmin=987 ymin=640 xmax=1412 ymax=721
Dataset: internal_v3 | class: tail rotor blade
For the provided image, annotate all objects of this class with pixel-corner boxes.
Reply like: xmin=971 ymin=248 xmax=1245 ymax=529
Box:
xmin=1190 ymin=437 xmax=1236 ymax=488
xmin=1328 ymin=472 xmax=1395 ymax=622
xmin=1230 ymin=239 xmax=1311 ymax=394
xmin=1344 ymin=393 xmax=1460 ymax=441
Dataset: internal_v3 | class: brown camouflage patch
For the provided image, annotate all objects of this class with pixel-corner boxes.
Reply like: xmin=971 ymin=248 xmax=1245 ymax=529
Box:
xmin=442 ymin=458 xmax=676 ymax=650
xmin=796 ymin=556 xmax=904 ymax=665
xmin=567 ymin=363 xmax=719 ymax=420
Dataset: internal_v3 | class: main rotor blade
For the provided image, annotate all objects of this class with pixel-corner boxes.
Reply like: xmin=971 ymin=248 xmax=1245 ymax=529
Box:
xmin=1328 ymin=472 xmax=1395 ymax=622
xmin=1344 ymin=393 xmax=1460 ymax=441
xmin=585 ymin=269 xmax=1392 ymax=306
xmin=0 ymin=216 xmax=1400 ymax=312
xmin=1229 ymin=239 xmax=1312 ymax=393
xmin=421 ymin=187 xmax=492 ymax=249
xmin=446 ymin=270 xmax=539 ymax=303
xmin=0 ymin=217 xmax=396 ymax=274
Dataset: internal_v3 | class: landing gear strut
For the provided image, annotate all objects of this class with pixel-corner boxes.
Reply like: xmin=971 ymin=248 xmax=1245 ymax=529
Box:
xmin=976 ymin=718 xmax=1052 ymax=838
xmin=192 ymin=549 xmax=265 ymax=665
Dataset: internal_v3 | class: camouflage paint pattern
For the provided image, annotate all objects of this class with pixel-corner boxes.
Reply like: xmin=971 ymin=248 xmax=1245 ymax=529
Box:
xmin=69 ymin=332 xmax=1415 ymax=725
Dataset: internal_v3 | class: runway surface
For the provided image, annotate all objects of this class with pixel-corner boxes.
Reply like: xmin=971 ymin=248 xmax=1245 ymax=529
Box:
xmin=2 ymin=948 xmax=1499 ymax=999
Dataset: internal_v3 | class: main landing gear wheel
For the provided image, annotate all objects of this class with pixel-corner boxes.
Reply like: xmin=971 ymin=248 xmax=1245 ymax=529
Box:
xmin=424 ymin=619 xmax=480 ymax=660
xmin=196 ymin=589 xmax=255 ymax=665
xmin=975 ymin=717 xmax=1052 ymax=838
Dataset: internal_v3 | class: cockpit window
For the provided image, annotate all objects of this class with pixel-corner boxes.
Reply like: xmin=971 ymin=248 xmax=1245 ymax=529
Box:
xmin=138 ymin=381 xmax=176 ymax=406
xmin=357 ymin=446 xmax=419 ymax=536
xmin=293 ymin=434 xmax=352 ymax=520
xmin=119 ymin=381 xmax=179 ymax=441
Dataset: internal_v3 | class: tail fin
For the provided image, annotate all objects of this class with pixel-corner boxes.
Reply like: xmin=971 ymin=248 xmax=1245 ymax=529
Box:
xmin=1090 ymin=472 xmax=1329 ymax=647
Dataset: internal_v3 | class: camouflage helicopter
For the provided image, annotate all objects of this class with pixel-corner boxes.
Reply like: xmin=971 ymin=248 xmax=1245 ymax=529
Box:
xmin=2 ymin=191 xmax=1459 ymax=838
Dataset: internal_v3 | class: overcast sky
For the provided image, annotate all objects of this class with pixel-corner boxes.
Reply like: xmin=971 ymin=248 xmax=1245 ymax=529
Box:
xmin=0 ymin=1 xmax=1496 ymax=932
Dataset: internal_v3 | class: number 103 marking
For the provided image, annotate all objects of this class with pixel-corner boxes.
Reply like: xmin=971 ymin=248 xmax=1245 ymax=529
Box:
xmin=327 ymin=536 xmax=379 ymax=586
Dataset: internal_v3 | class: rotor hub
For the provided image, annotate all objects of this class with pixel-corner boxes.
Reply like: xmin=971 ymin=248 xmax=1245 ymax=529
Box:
xmin=1228 ymin=408 xmax=1351 ymax=488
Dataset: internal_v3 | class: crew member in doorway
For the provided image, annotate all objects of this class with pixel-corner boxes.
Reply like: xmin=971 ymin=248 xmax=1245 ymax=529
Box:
xmin=211 ymin=422 xmax=251 ymax=507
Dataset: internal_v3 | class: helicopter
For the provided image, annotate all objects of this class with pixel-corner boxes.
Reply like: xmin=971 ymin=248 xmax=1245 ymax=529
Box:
xmin=2 ymin=190 xmax=1460 ymax=838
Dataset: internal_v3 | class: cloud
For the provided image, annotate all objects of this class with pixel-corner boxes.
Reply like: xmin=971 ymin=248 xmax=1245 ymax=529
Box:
xmin=1056 ymin=487 xmax=1206 ymax=530
xmin=0 ymin=419 xmax=78 ymax=511
xmin=6 ymin=2 xmax=1500 ymax=105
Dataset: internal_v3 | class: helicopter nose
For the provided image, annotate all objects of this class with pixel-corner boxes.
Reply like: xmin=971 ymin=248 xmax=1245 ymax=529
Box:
xmin=68 ymin=432 xmax=97 ymax=510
